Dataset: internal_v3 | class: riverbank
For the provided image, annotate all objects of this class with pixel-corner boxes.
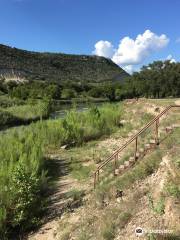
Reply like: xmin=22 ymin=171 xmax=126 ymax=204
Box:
xmin=0 ymin=100 xmax=50 ymax=130
xmin=0 ymin=102 xmax=123 ymax=238
xmin=0 ymin=95 xmax=110 ymax=130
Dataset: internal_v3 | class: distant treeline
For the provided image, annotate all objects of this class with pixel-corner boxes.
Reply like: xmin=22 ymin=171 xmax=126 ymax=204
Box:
xmin=123 ymin=60 xmax=180 ymax=98
xmin=0 ymin=60 xmax=180 ymax=102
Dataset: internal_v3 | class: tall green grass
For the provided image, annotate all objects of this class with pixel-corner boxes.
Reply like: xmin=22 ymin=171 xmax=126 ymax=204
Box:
xmin=0 ymin=95 xmax=25 ymax=108
xmin=0 ymin=100 xmax=51 ymax=128
xmin=0 ymin=103 xmax=123 ymax=237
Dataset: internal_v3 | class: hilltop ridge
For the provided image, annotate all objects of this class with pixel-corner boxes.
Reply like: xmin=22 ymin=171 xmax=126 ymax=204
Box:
xmin=0 ymin=44 xmax=129 ymax=84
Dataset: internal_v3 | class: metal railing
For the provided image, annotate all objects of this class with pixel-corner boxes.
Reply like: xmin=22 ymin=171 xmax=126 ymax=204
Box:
xmin=94 ymin=105 xmax=180 ymax=188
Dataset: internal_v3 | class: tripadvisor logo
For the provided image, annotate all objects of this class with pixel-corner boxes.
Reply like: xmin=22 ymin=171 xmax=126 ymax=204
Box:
xmin=135 ymin=227 xmax=144 ymax=237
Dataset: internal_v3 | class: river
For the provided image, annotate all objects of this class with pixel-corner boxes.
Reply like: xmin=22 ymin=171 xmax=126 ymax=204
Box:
xmin=50 ymin=102 xmax=104 ymax=119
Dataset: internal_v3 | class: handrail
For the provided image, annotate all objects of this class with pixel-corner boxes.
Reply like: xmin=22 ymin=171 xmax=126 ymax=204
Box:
xmin=94 ymin=104 xmax=180 ymax=188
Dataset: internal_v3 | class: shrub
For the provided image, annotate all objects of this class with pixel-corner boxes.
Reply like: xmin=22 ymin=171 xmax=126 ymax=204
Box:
xmin=66 ymin=189 xmax=85 ymax=201
xmin=148 ymin=194 xmax=165 ymax=215
xmin=165 ymin=183 xmax=180 ymax=199
xmin=9 ymin=164 xmax=43 ymax=230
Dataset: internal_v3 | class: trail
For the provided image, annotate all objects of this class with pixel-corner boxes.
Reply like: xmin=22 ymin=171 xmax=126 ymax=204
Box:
xmin=175 ymin=99 xmax=180 ymax=105
xmin=28 ymin=155 xmax=77 ymax=240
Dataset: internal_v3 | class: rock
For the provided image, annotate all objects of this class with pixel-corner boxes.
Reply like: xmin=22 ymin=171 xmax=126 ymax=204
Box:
xmin=61 ymin=144 xmax=68 ymax=149
xmin=119 ymin=165 xmax=125 ymax=171
xmin=120 ymin=119 xmax=126 ymax=124
xmin=129 ymin=157 xmax=135 ymax=163
xmin=115 ymin=169 xmax=119 ymax=175
xmin=145 ymin=143 xmax=151 ymax=149
xmin=155 ymin=107 xmax=160 ymax=112
xmin=139 ymin=148 xmax=144 ymax=153
xmin=117 ymin=197 xmax=122 ymax=203
xmin=149 ymin=139 xmax=156 ymax=144
xmin=124 ymin=161 xmax=130 ymax=167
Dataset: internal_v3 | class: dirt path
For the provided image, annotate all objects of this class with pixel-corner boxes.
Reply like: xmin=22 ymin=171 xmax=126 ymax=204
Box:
xmin=175 ymin=99 xmax=180 ymax=105
xmin=28 ymin=155 xmax=79 ymax=240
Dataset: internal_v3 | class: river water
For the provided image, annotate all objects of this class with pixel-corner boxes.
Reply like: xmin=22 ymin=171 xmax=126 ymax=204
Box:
xmin=50 ymin=102 xmax=104 ymax=119
xmin=0 ymin=102 xmax=105 ymax=133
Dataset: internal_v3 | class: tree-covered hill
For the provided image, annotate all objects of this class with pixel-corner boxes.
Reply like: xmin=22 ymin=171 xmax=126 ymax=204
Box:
xmin=0 ymin=44 xmax=129 ymax=84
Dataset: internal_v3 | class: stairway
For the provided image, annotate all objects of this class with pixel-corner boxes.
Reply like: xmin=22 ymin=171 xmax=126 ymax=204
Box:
xmin=93 ymin=105 xmax=180 ymax=188
xmin=113 ymin=126 xmax=174 ymax=177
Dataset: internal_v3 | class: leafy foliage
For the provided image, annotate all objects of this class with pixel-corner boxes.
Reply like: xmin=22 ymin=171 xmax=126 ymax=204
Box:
xmin=121 ymin=61 xmax=180 ymax=99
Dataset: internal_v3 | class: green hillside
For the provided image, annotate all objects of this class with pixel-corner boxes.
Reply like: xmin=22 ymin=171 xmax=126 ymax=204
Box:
xmin=0 ymin=44 xmax=129 ymax=84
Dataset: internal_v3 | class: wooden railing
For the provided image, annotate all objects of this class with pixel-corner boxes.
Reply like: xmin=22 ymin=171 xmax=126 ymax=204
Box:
xmin=94 ymin=105 xmax=180 ymax=188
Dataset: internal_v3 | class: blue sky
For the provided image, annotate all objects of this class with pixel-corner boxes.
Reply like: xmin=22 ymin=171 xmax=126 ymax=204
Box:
xmin=0 ymin=0 xmax=180 ymax=72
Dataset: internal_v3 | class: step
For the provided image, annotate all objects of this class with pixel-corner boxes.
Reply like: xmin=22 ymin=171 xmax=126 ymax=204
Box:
xmin=145 ymin=143 xmax=151 ymax=149
xmin=114 ymin=169 xmax=119 ymax=175
xmin=149 ymin=139 xmax=156 ymax=144
xmin=172 ymin=124 xmax=180 ymax=128
xmin=135 ymin=152 xmax=140 ymax=158
xmin=124 ymin=161 xmax=130 ymax=168
xmin=133 ymin=129 xmax=138 ymax=134
xmin=129 ymin=156 xmax=135 ymax=163
xmin=128 ymin=132 xmax=133 ymax=137
xmin=139 ymin=148 xmax=145 ymax=153
xmin=119 ymin=165 xmax=125 ymax=172
xmin=166 ymin=126 xmax=173 ymax=132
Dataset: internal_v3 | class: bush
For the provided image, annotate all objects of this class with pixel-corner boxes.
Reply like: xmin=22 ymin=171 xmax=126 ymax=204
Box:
xmin=9 ymin=164 xmax=43 ymax=230
xmin=62 ymin=110 xmax=85 ymax=145
xmin=0 ymin=110 xmax=18 ymax=127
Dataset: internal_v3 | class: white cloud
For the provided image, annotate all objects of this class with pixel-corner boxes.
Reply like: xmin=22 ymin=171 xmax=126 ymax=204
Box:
xmin=92 ymin=30 xmax=169 ymax=73
xmin=92 ymin=40 xmax=114 ymax=58
xmin=166 ymin=54 xmax=176 ymax=63
xmin=112 ymin=30 xmax=169 ymax=65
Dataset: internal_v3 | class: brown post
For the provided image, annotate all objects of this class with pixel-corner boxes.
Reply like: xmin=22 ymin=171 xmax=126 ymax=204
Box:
xmin=94 ymin=172 xmax=96 ymax=189
xmin=155 ymin=119 xmax=159 ymax=145
xmin=114 ymin=155 xmax=117 ymax=175
xmin=134 ymin=137 xmax=138 ymax=160
xmin=115 ymin=154 xmax=118 ymax=168
xmin=97 ymin=169 xmax=100 ymax=182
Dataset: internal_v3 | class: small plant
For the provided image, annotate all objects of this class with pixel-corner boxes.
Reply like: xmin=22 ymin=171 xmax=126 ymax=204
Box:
xmin=165 ymin=182 xmax=180 ymax=199
xmin=147 ymin=233 xmax=156 ymax=240
xmin=148 ymin=194 xmax=165 ymax=215
xmin=78 ymin=231 xmax=91 ymax=240
xmin=102 ymin=221 xmax=116 ymax=240
xmin=70 ymin=161 xmax=93 ymax=180
xmin=66 ymin=189 xmax=85 ymax=201
xmin=118 ymin=212 xmax=132 ymax=228
xmin=61 ymin=230 xmax=71 ymax=240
